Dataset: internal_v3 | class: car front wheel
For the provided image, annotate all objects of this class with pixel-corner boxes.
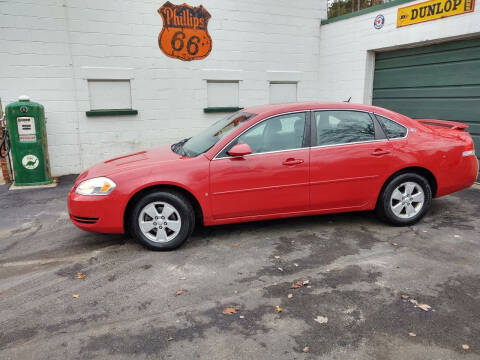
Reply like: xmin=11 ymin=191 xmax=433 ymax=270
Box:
xmin=376 ymin=172 xmax=432 ymax=226
xmin=130 ymin=190 xmax=195 ymax=250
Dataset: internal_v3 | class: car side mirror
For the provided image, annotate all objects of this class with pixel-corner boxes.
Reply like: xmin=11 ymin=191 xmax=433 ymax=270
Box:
xmin=227 ymin=142 xmax=252 ymax=157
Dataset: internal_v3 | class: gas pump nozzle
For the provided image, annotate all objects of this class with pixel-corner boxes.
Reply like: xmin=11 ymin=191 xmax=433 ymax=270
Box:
xmin=0 ymin=98 xmax=10 ymax=158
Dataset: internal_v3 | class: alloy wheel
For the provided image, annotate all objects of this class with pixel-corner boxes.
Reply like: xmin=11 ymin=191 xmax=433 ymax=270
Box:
xmin=138 ymin=201 xmax=182 ymax=242
xmin=390 ymin=181 xmax=425 ymax=219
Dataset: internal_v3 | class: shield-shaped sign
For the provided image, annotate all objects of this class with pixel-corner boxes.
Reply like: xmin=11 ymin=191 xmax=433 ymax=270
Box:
xmin=158 ymin=2 xmax=212 ymax=61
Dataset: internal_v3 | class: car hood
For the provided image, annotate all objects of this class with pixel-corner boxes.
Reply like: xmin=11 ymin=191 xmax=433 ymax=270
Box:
xmin=76 ymin=145 xmax=183 ymax=182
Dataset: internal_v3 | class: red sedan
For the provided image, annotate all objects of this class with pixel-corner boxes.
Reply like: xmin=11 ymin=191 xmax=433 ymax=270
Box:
xmin=68 ymin=102 xmax=478 ymax=250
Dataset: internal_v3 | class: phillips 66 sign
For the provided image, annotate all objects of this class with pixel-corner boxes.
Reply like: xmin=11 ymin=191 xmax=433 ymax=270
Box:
xmin=158 ymin=2 xmax=212 ymax=61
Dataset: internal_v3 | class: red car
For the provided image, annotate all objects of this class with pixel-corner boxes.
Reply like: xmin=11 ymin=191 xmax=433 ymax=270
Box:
xmin=68 ymin=102 xmax=478 ymax=250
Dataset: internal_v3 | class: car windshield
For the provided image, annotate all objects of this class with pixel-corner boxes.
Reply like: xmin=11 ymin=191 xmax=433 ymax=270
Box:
xmin=172 ymin=112 xmax=254 ymax=157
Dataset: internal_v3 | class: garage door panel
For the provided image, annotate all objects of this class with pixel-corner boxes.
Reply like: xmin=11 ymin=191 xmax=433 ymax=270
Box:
xmin=374 ymin=60 xmax=480 ymax=88
xmin=375 ymin=38 xmax=480 ymax=60
xmin=372 ymin=98 xmax=480 ymax=121
xmin=375 ymin=47 xmax=480 ymax=70
xmin=373 ymin=85 xmax=480 ymax=99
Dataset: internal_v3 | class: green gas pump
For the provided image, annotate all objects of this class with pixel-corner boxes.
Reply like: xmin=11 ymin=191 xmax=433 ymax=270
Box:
xmin=5 ymin=95 xmax=52 ymax=186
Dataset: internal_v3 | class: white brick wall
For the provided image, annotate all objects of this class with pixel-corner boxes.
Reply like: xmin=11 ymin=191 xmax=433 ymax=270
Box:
xmin=4 ymin=0 xmax=478 ymax=177
xmin=0 ymin=0 xmax=326 ymax=176
xmin=318 ymin=0 xmax=480 ymax=105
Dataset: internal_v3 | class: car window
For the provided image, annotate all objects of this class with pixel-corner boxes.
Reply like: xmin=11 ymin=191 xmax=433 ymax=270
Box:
xmin=314 ymin=110 xmax=375 ymax=146
xmin=181 ymin=112 xmax=254 ymax=157
xmin=375 ymin=114 xmax=407 ymax=139
xmin=234 ymin=112 xmax=306 ymax=155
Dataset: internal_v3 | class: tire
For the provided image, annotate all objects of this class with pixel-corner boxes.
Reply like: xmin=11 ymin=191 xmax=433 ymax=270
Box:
xmin=376 ymin=172 xmax=432 ymax=226
xmin=130 ymin=190 xmax=195 ymax=250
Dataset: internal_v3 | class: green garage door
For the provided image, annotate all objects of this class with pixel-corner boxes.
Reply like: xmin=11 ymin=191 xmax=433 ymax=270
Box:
xmin=373 ymin=38 xmax=480 ymax=160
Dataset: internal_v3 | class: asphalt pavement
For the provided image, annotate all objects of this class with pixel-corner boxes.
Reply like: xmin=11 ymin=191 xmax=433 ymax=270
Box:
xmin=1 ymin=176 xmax=480 ymax=359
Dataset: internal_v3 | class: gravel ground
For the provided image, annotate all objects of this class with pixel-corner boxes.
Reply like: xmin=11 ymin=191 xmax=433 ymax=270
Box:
xmin=1 ymin=176 xmax=480 ymax=360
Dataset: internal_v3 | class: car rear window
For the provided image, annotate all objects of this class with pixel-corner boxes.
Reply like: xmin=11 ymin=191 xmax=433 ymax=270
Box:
xmin=375 ymin=115 xmax=407 ymax=139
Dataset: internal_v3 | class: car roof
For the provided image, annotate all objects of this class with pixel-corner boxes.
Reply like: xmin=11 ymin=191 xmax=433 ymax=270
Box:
xmin=242 ymin=102 xmax=395 ymax=118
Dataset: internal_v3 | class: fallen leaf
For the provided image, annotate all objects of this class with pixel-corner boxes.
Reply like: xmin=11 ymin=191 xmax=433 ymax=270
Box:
xmin=275 ymin=305 xmax=282 ymax=313
xmin=223 ymin=307 xmax=239 ymax=315
xmin=303 ymin=346 xmax=309 ymax=353
xmin=409 ymin=299 xmax=432 ymax=311
xmin=274 ymin=256 xmax=280 ymax=259
xmin=287 ymin=293 xmax=293 ymax=299
xmin=314 ymin=316 xmax=328 ymax=324
xmin=277 ymin=267 xmax=284 ymax=272
xmin=293 ymin=263 xmax=299 ymax=267
xmin=72 ymin=294 xmax=79 ymax=299
xmin=291 ymin=280 xmax=309 ymax=289
xmin=392 ymin=242 xmax=398 ymax=246
xmin=401 ymin=295 xmax=409 ymax=300
xmin=232 ymin=243 xmax=240 ymax=247
xmin=409 ymin=332 xmax=417 ymax=337
xmin=75 ymin=272 xmax=85 ymax=279
xmin=462 ymin=344 xmax=470 ymax=350
xmin=167 ymin=337 xmax=174 ymax=341
xmin=176 ymin=289 xmax=184 ymax=296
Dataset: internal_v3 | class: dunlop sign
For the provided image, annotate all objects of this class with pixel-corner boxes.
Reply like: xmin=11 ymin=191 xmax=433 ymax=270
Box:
xmin=397 ymin=0 xmax=475 ymax=27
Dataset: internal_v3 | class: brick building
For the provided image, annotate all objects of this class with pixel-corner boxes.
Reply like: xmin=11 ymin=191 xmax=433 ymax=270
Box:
xmin=0 ymin=0 xmax=479 ymax=179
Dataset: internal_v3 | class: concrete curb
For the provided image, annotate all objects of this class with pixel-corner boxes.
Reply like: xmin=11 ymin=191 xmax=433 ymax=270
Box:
xmin=9 ymin=182 xmax=58 ymax=191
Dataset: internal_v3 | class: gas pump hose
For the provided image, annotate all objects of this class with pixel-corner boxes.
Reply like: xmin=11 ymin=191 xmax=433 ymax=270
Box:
xmin=0 ymin=116 xmax=10 ymax=158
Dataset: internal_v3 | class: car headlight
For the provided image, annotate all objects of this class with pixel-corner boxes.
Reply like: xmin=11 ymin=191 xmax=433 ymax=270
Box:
xmin=75 ymin=177 xmax=116 ymax=196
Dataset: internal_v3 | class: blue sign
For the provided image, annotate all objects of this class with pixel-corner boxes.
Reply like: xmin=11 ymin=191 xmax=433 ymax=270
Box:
xmin=374 ymin=14 xmax=385 ymax=29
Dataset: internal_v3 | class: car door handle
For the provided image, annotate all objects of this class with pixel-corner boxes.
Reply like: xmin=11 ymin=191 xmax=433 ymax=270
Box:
xmin=282 ymin=158 xmax=304 ymax=166
xmin=371 ymin=149 xmax=390 ymax=156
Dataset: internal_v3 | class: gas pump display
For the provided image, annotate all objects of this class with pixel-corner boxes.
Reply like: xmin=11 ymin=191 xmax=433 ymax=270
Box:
xmin=17 ymin=117 xmax=36 ymax=142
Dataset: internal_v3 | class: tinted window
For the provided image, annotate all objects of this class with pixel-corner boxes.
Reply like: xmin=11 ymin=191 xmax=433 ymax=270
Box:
xmin=315 ymin=111 xmax=375 ymax=146
xmin=376 ymin=115 xmax=407 ymax=139
xmin=234 ymin=112 xmax=306 ymax=154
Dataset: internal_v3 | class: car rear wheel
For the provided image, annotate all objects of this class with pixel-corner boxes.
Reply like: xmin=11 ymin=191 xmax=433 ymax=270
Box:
xmin=376 ymin=172 xmax=432 ymax=226
xmin=130 ymin=191 xmax=195 ymax=250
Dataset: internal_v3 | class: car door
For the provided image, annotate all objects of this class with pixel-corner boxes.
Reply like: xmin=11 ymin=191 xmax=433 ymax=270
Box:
xmin=309 ymin=110 xmax=394 ymax=210
xmin=210 ymin=112 xmax=310 ymax=219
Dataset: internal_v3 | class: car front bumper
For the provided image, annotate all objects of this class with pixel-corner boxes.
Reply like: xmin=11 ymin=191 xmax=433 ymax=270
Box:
xmin=68 ymin=189 xmax=125 ymax=234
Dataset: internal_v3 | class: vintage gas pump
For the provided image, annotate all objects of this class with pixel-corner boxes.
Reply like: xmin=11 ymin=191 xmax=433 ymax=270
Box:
xmin=5 ymin=95 xmax=52 ymax=186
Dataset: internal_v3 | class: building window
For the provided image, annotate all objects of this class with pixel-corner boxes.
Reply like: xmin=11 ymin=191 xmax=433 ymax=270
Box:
xmin=88 ymin=79 xmax=132 ymax=110
xmin=206 ymin=80 xmax=239 ymax=109
xmin=269 ymin=82 xmax=297 ymax=104
xmin=86 ymin=79 xmax=137 ymax=117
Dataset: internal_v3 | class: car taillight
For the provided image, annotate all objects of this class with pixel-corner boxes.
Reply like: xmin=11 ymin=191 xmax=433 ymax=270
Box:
xmin=462 ymin=142 xmax=475 ymax=157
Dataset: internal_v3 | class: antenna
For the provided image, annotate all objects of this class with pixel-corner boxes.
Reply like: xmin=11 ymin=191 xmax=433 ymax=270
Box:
xmin=344 ymin=97 xmax=351 ymax=103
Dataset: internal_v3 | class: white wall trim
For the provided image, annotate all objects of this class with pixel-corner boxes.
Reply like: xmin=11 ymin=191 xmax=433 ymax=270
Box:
xmin=266 ymin=70 xmax=303 ymax=82
xmin=79 ymin=67 xmax=135 ymax=80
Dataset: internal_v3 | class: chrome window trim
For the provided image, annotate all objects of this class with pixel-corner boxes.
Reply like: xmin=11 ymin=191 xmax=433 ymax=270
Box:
xmin=310 ymin=138 xmax=389 ymax=150
xmin=213 ymin=110 xmax=309 ymax=160
xmin=372 ymin=112 xmax=409 ymax=140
